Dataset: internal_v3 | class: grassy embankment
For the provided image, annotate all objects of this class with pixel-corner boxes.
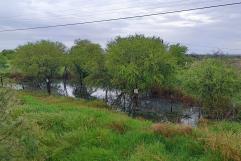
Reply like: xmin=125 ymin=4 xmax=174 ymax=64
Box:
xmin=1 ymin=91 xmax=241 ymax=161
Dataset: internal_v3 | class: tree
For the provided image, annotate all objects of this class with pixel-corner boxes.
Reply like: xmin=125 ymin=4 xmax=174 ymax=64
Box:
xmin=106 ymin=35 xmax=180 ymax=94
xmin=182 ymin=59 xmax=241 ymax=119
xmin=168 ymin=43 xmax=189 ymax=67
xmin=61 ymin=53 xmax=71 ymax=95
xmin=106 ymin=35 xmax=187 ymax=112
xmin=69 ymin=39 xmax=104 ymax=98
xmin=0 ymin=49 xmax=15 ymax=60
xmin=13 ymin=40 xmax=65 ymax=95
xmin=85 ymin=54 xmax=112 ymax=102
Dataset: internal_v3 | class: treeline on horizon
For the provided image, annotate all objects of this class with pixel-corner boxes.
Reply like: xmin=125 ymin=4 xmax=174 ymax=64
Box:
xmin=189 ymin=53 xmax=241 ymax=58
xmin=0 ymin=34 xmax=241 ymax=120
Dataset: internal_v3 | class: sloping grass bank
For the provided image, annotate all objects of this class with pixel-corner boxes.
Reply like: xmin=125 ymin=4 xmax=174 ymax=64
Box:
xmin=2 ymin=92 xmax=241 ymax=161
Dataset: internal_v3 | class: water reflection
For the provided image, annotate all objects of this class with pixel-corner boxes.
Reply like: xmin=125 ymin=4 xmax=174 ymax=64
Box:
xmin=8 ymin=81 xmax=201 ymax=127
xmin=56 ymin=82 xmax=201 ymax=127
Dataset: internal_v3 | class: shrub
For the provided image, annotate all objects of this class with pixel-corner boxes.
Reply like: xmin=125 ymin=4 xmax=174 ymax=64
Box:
xmin=182 ymin=59 xmax=241 ymax=119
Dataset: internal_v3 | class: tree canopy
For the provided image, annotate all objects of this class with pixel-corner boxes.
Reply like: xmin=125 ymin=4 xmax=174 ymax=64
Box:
xmin=182 ymin=59 xmax=241 ymax=119
xmin=69 ymin=39 xmax=104 ymax=97
xmin=13 ymin=40 xmax=65 ymax=94
xmin=106 ymin=35 xmax=187 ymax=94
xmin=0 ymin=55 xmax=8 ymax=71
xmin=0 ymin=35 xmax=240 ymax=120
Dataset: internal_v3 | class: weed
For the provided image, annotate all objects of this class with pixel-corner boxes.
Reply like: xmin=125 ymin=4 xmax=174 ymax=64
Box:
xmin=151 ymin=123 xmax=192 ymax=137
xmin=108 ymin=121 xmax=129 ymax=134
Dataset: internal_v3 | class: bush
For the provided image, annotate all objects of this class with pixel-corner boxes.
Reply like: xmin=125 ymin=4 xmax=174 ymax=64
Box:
xmin=182 ymin=59 xmax=241 ymax=119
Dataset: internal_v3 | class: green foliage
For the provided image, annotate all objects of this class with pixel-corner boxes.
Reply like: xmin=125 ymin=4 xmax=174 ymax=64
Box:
xmin=168 ymin=43 xmax=189 ymax=67
xmin=106 ymin=35 xmax=186 ymax=93
xmin=207 ymin=121 xmax=241 ymax=134
xmin=68 ymin=40 xmax=105 ymax=98
xmin=85 ymin=54 xmax=112 ymax=91
xmin=1 ymin=36 xmax=239 ymax=120
xmin=13 ymin=40 xmax=65 ymax=94
xmin=0 ymin=49 xmax=16 ymax=60
xmin=2 ymin=93 xmax=225 ymax=161
xmin=0 ymin=55 xmax=8 ymax=70
xmin=69 ymin=39 xmax=104 ymax=83
xmin=0 ymin=88 xmax=15 ymax=121
xmin=14 ymin=40 xmax=65 ymax=79
xmin=0 ymin=55 xmax=9 ymax=85
xmin=182 ymin=59 xmax=241 ymax=118
xmin=0 ymin=88 xmax=19 ymax=160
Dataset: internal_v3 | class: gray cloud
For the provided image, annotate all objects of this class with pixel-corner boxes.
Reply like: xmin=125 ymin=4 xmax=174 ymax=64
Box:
xmin=0 ymin=0 xmax=241 ymax=54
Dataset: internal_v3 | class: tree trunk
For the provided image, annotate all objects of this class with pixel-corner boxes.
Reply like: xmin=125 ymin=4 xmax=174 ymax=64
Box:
xmin=123 ymin=94 xmax=126 ymax=112
xmin=170 ymin=94 xmax=173 ymax=112
xmin=0 ymin=76 xmax=3 ymax=87
xmin=131 ymin=94 xmax=138 ymax=117
xmin=46 ymin=78 xmax=51 ymax=95
xmin=21 ymin=83 xmax=25 ymax=90
xmin=105 ymin=89 xmax=108 ymax=102
xmin=132 ymin=86 xmax=139 ymax=117
xmin=63 ymin=82 xmax=68 ymax=96
xmin=63 ymin=66 xmax=68 ymax=96
xmin=198 ymin=108 xmax=201 ymax=119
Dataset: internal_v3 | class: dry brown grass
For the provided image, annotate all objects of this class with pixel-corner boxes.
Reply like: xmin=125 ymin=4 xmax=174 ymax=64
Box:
xmin=152 ymin=122 xmax=241 ymax=161
xmin=108 ymin=121 xmax=128 ymax=134
xmin=199 ymin=132 xmax=241 ymax=161
xmin=151 ymin=123 xmax=193 ymax=137
xmin=197 ymin=120 xmax=241 ymax=161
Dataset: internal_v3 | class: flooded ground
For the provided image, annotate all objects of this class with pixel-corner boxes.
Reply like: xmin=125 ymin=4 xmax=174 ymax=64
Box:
xmin=7 ymin=82 xmax=201 ymax=127
xmin=57 ymin=82 xmax=201 ymax=127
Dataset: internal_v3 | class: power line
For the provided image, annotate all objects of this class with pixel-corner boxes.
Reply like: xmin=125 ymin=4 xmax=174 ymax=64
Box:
xmin=0 ymin=0 xmax=219 ymax=21
xmin=0 ymin=0 xmax=186 ymax=20
xmin=0 ymin=1 xmax=241 ymax=33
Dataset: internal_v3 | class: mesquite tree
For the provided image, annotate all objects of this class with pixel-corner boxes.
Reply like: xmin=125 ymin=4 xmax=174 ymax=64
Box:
xmin=182 ymin=59 xmax=241 ymax=119
xmin=106 ymin=35 xmax=186 ymax=112
xmin=14 ymin=40 xmax=65 ymax=95
xmin=69 ymin=39 xmax=104 ymax=98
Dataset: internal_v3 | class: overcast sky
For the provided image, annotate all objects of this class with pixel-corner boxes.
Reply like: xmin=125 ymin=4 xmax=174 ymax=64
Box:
xmin=0 ymin=0 xmax=241 ymax=54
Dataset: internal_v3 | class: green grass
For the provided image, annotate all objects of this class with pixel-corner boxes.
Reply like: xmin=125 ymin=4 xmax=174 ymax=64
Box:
xmin=2 ymin=92 xmax=241 ymax=161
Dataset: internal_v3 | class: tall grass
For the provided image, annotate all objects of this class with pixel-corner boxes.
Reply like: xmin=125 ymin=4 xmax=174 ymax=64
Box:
xmin=197 ymin=120 xmax=241 ymax=161
xmin=2 ymin=92 xmax=240 ymax=160
xmin=0 ymin=88 xmax=21 ymax=160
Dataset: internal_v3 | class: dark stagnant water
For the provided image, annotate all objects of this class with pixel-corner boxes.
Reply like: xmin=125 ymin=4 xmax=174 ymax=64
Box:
xmin=7 ymin=82 xmax=201 ymax=127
